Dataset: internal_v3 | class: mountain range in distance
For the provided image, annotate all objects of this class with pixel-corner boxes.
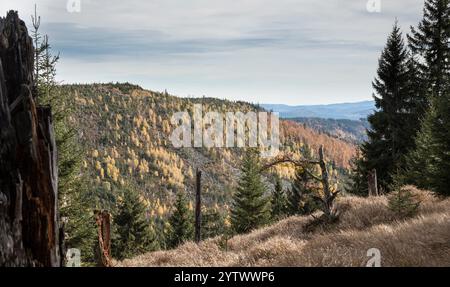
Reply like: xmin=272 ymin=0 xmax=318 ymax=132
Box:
xmin=261 ymin=100 xmax=374 ymax=121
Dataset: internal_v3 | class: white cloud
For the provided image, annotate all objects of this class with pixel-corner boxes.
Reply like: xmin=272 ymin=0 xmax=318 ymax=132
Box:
xmin=0 ymin=0 xmax=425 ymax=104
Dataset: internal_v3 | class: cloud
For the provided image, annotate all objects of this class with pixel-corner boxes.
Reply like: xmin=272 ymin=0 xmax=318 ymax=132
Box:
xmin=0 ymin=0 xmax=425 ymax=104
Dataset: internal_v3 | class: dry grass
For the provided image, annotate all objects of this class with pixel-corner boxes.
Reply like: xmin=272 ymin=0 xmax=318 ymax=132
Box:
xmin=119 ymin=187 xmax=450 ymax=267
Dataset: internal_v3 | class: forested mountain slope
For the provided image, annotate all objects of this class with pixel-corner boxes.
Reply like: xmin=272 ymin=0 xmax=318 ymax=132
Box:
xmin=62 ymin=83 xmax=355 ymax=219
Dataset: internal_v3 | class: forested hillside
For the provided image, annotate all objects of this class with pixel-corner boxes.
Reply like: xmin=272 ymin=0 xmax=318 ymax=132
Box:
xmin=63 ymin=83 xmax=355 ymax=210
xmin=55 ymin=83 xmax=356 ymax=260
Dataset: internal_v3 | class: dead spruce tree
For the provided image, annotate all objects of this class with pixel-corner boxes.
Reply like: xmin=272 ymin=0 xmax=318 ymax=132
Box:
xmin=262 ymin=145 xmax=340 ymax=223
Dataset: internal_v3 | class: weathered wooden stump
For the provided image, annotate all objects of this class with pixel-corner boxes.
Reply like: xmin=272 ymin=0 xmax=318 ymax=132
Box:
xmin=94 ymin=210 xmax=112 ymax=267
xmin=0 ymin=11 xmax=62 ymax=266
xmin=368 ymin=169 xmax=379 ymax=197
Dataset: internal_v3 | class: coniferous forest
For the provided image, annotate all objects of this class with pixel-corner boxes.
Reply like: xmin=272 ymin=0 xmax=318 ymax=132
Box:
xmin=0 ymin=0 xmax=449 ymax=269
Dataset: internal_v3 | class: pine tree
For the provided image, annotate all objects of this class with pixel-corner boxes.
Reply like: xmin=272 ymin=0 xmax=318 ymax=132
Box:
xmin=230 ymin=149 xmax=270 ymax=234
xmin=167 ymin=191 xmax=194 ymax=248
xmin=270 ymin=175 xmax=287 ymax=220
xmin=112 ymin=188 xmax=158 ymax=260
xmin=408 ymin=0 xmax=450 ymax=97
xmin=352 ymin=22 xmax=422 ymax=194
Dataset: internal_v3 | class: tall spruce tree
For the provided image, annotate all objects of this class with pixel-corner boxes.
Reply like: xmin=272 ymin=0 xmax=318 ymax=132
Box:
xmin=167 ymin=191 xmax=194 ymax=248
xmin=112 ymin=188 xmax=158 ymax=260
xmin=404 ymin=0 xmax=450 ymax=194
xmin=270 ymin=175 xmax=287 ymax=220
xmin=231 ymin=149 xmax=270 ymax=234
xmin=408 ymin=0 xmax=450 ymax=97
xmin=352 ymin=22 xmax=422 ymax=194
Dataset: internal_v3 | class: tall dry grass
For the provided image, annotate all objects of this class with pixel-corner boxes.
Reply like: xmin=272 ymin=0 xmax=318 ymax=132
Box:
xmin=119 ymin=187 xmax=450 ymax=267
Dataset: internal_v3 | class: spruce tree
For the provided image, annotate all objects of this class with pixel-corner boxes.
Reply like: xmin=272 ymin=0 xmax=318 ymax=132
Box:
xmin=230 ymin=149 xmax=270 ymax=234
xmin=352 ymin=22 xmax=421 ymax=194
xmin=408 ymin=0 xmax=450 ymax=97
xmin=406 ymin=89 xmax=450 ymax=196
xmin=201 ymin=207 xmax=226 ymax=239
xmin=288 ymin=167 xmax=317 ymax=215
xmin=425 ymin=89 xmax=450 ymax=196
xmin=270 ymin=175 xmax=287 ymax=220
xmin=404 ymin=0 xmax=450 ymax=195
xmin=112 ymin=188 xmax=158 ymax=260
xmin=167 ymin=191 xmax=194 ymax=248
xmin=347 ymin=149 xmax=368 ymax=196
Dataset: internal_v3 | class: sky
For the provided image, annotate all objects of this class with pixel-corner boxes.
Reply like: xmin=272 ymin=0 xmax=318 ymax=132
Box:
xmin=0 ymin=0 xmax=425 ymax=105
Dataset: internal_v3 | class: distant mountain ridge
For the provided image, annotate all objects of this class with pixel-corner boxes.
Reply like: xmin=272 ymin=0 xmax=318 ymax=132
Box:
xmin=261 ymin=100 xmax=374 ymax=121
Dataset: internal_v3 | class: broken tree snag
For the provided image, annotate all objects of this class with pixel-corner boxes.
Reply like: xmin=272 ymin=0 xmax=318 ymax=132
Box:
xmin=317 ymin=145 xmax=339 ymax=220
xmin=367 ymin=169 xmax=379 ymax=197
xmin=0 ymin=11 xmax=62 ymax=267
xmin=195 ymin=168 xmax=202 ymax=243
xmin=261 ymin=145 xmax=340 ymax=221
xmin=95 ymin=210 xmax=112 ymax=267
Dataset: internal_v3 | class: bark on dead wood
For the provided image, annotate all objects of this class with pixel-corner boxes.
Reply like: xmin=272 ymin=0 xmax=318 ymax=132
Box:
xmin=94 ymin=210 xmax=112 ymax=267
xmin=0 ymin=11 xmax=62 ymax=266
xmin=316 ymin=145 xmax=340 ymax=220
xmin=261 ymin=145 xmax=339 ymax=221
xmin=368 ymin=169 xmax=379 ymax=196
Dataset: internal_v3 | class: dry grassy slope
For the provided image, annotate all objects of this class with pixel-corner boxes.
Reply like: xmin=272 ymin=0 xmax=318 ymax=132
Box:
xmin=119 ymin=187 xmax=450 ymax=267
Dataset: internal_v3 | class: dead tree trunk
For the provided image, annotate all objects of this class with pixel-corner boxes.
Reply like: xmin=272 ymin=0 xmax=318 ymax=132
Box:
xmin=0 ymin=11 xmax=62 ymax=266
xmin=195 ymin=168 xmax=202 ymax=243
xmin=367 ymin=169 xmax=379 ymax=196
xmin=261 ymin=145 xmax=340 ymax=222
xmin=94 ymin=210 xmax=112 ymax=267
xmin=317 ymin=145 xmax=339 ymax=220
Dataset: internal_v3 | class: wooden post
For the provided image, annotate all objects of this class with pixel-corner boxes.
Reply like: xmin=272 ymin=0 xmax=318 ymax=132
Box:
xmin=195 ymin=168 xmax=202 ymax=243
xmin=368 ymin=169 xmax=379 ymax=196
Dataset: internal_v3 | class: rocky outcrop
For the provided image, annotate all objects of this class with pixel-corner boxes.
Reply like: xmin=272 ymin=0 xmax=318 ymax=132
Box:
xmin=0 ymin=11 xmax=62 ymax=267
